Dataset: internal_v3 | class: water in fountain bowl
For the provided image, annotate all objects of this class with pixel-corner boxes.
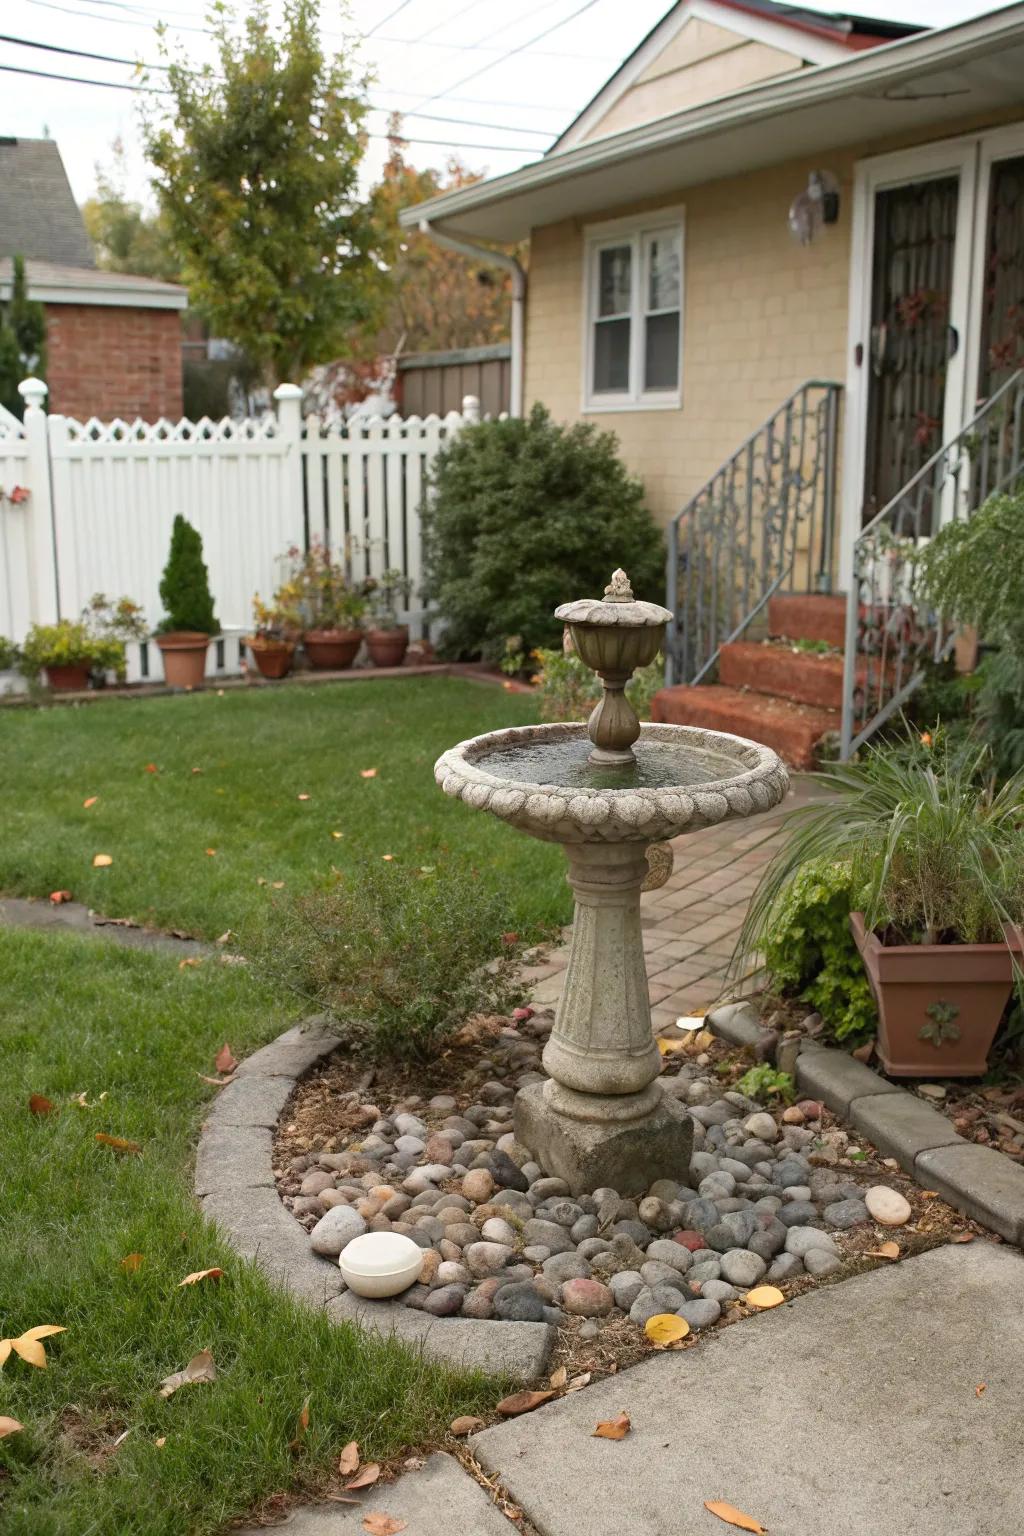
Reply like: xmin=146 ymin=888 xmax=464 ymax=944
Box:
xmin=475 ymin=735 xmax=742 ymax=791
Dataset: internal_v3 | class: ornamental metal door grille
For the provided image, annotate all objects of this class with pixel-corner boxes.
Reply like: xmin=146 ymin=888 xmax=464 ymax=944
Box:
xmin=979 ymin=154 xmax=1024 ymax=400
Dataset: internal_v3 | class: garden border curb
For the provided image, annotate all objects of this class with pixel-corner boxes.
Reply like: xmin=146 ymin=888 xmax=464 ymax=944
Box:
xmin=193 ymin=1018 xmax=554 ymax=1383
xmin=707 ymin=1001 xmax=1024 ymax=1244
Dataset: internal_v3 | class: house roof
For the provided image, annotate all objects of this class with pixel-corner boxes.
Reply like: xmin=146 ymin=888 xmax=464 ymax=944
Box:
xmin=0 ymin=258 xmax=188 ymax=310
xmin=0 ymin=138 xmax=96 ymax=268
xmin=400 ymin=3 xmax=1024 ymax=245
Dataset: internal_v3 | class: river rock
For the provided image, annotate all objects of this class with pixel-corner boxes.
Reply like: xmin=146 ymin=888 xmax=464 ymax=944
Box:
xmin=493 ymin=1283 xmax=547 ymax=1322
xmin=464 ymin=1241 xmax=514 ymax=1277
xmin=423 ymin=1284 xmax=465 ymax=1317
xmin=804 ymin=1248 xmax=843 ymax=1278
xmin=461 ymin=1169 xmax=494 ymax=1204
xmin=523 ymin=1218 xmax=575 ymax=1254
xmin=824 ymin=1198 xmax=869 ymax=1229
xmin=864 ymin=1185 xmax=912 ymax=1226
xmin=309 ymin=1205 xmax=367 ymax=1257
xmin=561 ymin=1278 xmax=614 ymax=1317
xmin=676 ymin=1298 xmax=721 ymax=1330
xmin=784 ymin=1226 xmax=840 ymax=1259
xmin=719 ymin=1248 xmax=767 ymax=1287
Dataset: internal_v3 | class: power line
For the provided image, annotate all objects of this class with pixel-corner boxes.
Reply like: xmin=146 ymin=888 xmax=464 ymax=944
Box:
xmin=409 ymin=0 xmax=602 ymax=112
xmin=364 ymin=0 xmax=416 ymax=40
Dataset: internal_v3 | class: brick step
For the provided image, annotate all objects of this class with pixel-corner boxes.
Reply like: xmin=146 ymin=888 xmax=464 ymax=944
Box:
xmin=719 ymin=640 xmax=849 ymax=711
xmin=652 ymin=683 xmax=838 ymax=770
xmin=768 ymin=594 xmax=846 ymax=647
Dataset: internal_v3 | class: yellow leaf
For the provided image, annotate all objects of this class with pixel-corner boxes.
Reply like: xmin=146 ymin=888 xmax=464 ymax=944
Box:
xmin=271 ymin=880 xmax=285 ymax=889
xmin=205 ymin=848 xmax=217 ymax=857
xmin=362 ymin=1516 xmax=406 ymax=1536
xmin=215 ymin=930 xmax=232 ymax=945
xmin=381 ymin=854 xmax=395 ymax=862
xmin=331 ymin=830 xmax=344 ymax=839
xmin=593 ymin=1412 xmax=631 ymax=1440
xmin=345 ymin=1462 xmax=381 ymax=1490
xmin=338 ymin=1441 xmax=360 ymax=1475
xmin=657 ymin=1037 xmax=688 ymax=1056
xmin=11 ymin=1338 xmax=46 ymax=1368
xmin=288 ymin=1395 xmax=310 ymax=1452
xmin=178 ymin=1268 xmax=224 ymax=1287
xmin=360 ymin=768 xmax=377 ymax=779
xmin=745 ymin=1286 xmax=785 ymax=1309
xmin=83 ymin=796 xmax=98 ymax=809
xmin=19 ymin=1326 xmax=65 ymax=1342
xmin=95 ymin=1132 xmax=142 ymax=1154
xmin=120 ymin=1253 xmax=144 ymax=1273
xmin=865 ymin=1242 xmax=900 ymax=1261
xmin=704 ymin=1500 xmax=766 ymax=1532
xmin=0 ymin=1341 xmax=10 ymax=1368
xmin=93 ymin=854 xmax=113 ymax=868
xmin=644 ymin=1313 xmax=690 ymax=1346
xmin=297 ymin=793 xmax=311 ymax=801
xmin=178 ymin=957 xmax=202 ymax=970
xmin=0 ymin=1416 xmax=23 ymax=1438
xmin=154 ymin=1436 xmax=166 ymax=1448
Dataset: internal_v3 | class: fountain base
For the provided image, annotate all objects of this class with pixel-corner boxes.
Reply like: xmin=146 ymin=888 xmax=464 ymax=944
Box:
xmin=515 ymin=1079 xmax=693 ymax=1197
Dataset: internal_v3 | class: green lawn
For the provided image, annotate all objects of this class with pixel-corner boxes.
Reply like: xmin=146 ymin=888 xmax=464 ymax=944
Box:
xmin=0 ymin=677 xmax=567 ymax=941
xmin=0 ymin=678 xmax=568 ymax=1534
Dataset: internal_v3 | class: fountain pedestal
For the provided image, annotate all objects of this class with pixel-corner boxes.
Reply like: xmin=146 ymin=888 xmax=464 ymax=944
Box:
xmin=515 ymin=841 xmax=692 ymax=1194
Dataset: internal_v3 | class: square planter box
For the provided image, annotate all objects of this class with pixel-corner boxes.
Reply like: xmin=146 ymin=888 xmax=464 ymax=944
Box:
xmin=851 ymin=911 xmax=1020 ymax=1077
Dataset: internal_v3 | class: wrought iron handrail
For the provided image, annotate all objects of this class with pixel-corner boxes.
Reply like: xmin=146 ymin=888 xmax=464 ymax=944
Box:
xmin=666 ymin=381 xmax=842 ymax=684
xmin=839 ymin=368 xmax=1024 ymax=759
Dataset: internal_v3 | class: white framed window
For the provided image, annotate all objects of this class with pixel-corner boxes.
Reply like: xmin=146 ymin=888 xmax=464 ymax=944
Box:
xmin=582 ymin=210 xmax=684 ymax=412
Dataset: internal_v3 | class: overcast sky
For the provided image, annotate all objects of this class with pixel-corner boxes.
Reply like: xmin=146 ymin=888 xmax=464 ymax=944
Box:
xmin=1 ymin=0 xmax=1017 ymax=208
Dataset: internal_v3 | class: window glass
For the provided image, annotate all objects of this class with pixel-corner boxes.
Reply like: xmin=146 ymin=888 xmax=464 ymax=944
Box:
xmin=644 ymin=312 xmax=680 ymax=390
xmin=598 ymin=244 xmax=631 ymax=317
xmin=594 ymin=318 xmax=631 ymax=392
xmin=647 ymin=230 xmax=681 ymax=313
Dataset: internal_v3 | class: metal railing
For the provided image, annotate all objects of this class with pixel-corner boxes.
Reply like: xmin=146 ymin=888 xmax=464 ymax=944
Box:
xmin=839 ymin=368 xmax=1024 ymax=759
xmin=666 ymin=381 xmax=842 ymax=684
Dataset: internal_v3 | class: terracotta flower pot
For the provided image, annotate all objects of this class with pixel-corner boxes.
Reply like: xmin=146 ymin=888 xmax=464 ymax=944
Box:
xmin=366 ymin=626 xmax=409 ymax=668
xmin=303 ymin=628 xmax=363 ymax=670
xmin=45 ymin=662 xmax=92 ymax=692
xmin=850 ymin=911 xmax=1021 ymax=1076
xmin=247 ymin=638 xmax=296 ymax=680
xmin=156 ymin=632 xmax=211 ymax=690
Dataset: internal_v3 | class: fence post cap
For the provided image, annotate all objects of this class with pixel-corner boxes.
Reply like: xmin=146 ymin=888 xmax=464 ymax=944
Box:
xmin=272 ymin=383 xmax=303 ymax=401
xmin=461 ymin=393 xmax=481 ymax=421
xmin=18 ymin=377 xmax=48 ymax=408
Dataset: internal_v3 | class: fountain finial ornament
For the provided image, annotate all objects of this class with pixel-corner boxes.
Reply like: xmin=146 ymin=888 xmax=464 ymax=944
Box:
xmin=604 ymin=568 xmax=633 ymax=602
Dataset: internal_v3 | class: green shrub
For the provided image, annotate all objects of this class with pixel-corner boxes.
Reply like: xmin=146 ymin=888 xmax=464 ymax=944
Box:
xmin=20 ymin=619 xmax=124 ymax=676
xmin=422 ymin=403 xmax=664 ymax=662
xmin=736 ymin=1063 xmax=796 ymax=1104
xmin=0 ymin=635 xmax=20 ymax=671
xmin=158 ymin=514 xmax=218 ymax=634
xmin=504 ymin=642 xmax=663 ymax=723
xmin=249 ymin=862 xmax=527 ymax=1064
xmin=762 ymin=858 xmax=876 ymax=1044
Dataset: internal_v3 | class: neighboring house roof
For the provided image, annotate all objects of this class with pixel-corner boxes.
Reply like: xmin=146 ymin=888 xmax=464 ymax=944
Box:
xmin=0 ymin=137 xmax=96 ymax=268
xmin=0 ymin=258 xmax=187 ymax=311
xmin=551 ymin=0 xmax=921 ymax=152
xmin=400 ymin=3 xmax=1024 ymax=244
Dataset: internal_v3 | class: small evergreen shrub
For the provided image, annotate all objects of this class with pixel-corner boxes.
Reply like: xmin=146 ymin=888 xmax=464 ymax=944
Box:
xmin=158 ymin=514 xmax=218 ymax=634
xmin=250 ymin=862 xmax=527 ymax=1064
xmin=422 ymin=404 xmax=664 ymax=661
xmin=763 ymin=858 xmax=876 ymax=1045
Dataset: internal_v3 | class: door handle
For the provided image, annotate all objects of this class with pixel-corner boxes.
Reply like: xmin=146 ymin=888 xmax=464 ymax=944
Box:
xmin=948 ymin=325 xmax=960 ymax=359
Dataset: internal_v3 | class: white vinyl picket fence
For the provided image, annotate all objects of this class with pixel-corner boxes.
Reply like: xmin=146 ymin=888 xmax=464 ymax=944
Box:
xmin=0 ymin=378 xmax=477 ymax=685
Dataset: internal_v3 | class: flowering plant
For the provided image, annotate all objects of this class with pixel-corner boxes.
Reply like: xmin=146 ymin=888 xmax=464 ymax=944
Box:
xmin=286 ymin=541 xmax=367 ymax=629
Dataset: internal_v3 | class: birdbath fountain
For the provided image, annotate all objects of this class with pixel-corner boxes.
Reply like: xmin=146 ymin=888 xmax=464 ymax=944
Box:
xmin=435 ymin=571 xmax=789 ymax=1195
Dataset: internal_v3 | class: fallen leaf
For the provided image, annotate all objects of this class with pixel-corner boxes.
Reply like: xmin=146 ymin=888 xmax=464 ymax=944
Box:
xmin=644 ymin=1313 xmax=690 ymax=1347
xmin=178 ymin=957 xmax=202 ymax=970
xmin=549 ymin=1365 xmax=568 ymax=1389
xmin=288 ymin=1395 xmax=310 ymax=1452
xmin=215 ymin=1043 xmax=238 ymax=1075
xmin=920 ymin=1190 xmax=940 ymax=1199
xmin=197 ymin=1073 xmax=236 ymax=1087
xmin=345 ymin=1463 xmax=381 ymax=1491
xmin=72 ymin=1090 xmax=106 ymax=1108
xmin=593 ymin=1413 xmax=631 ymax=1440
xmin=745 ymin=1286 xmax=785 ymax=1309
xmin=0 ymin=1416 xmax=24 ymax=1438
xmin=49 ymin=889 xmax=72 ymax=904
xmin=851 ymin=1039 xmax=875 ymax=1063
xmin=496 ymin=1390 xmax=555 ymax=1417
xmin=191 ymin=766 xmax=202 ymax=775
xmin=331 ymin=830 xmax=344 ymax=839
xmin=120 ymin=1253 xmax=144 ymax=1272
xmin=704 ymin=1500 xmax=766 ymax=1532
xmin=158 ymin=1348 xmax=217 ymax=1398
xmin=83 ymin=796 xmax=98 ymax=809
xmin=566 ymin=1372 xmax=591 ymax=1392
xmin=29 ymin=1093 xmax=55 ymax=1116
xmin=271 ymin=880 xmax=285 ymax=889
xmin=338 ymin=1441 xmax=360 ymax=1474
xmin=657 ymin=1037 xmax=689 ymax=1056
xmin=92 ymin=854 xmax=113 ymax=868
xmin=112 ymin=1428 xmax=132 ymax=1450
xmin=952 ymin=1232 xmax=975 ymax=1244
xmin=297 ymin=793 xmax=310 ymax=801
xmin=381 ymin=853 xmax=394 ymax=862
xmin=95 ymin=1132 xmax=142 ymax=1154
xmin=154 ymin=1436 xmax=166 ymax=1448
xmin=360 ymin=768 xmax=377 ymax=778
xmin=144 ymin=763 xmax=158 ymax=773
xmin=215 ymin=930 xmax=232 ymax=945
xmin=449 ymin=1415 xmax=484 ymax=1437
xmin=362 ymin=1516 xmax=406 ymax=1536
xmin=178 ymin=1268 xmax=224 ymax=1287
xmin=865 ymin=1242 xmax=900 ymax=1260
xmin=205 ymin=848 xmax=217 ymax=857
xmin=0 ymin=1325 xmax=66 ymax=1370
xmin=976 ymin=1383 xmax=987 ymax=1397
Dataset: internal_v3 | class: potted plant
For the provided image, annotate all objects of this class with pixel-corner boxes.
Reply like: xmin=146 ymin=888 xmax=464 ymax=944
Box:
xmin=20 ymin=619 xmax=124 ymax=692
xmin=246 ymin=586 xmax=301 ymax=679
xmin=739 ymin=733 xmax=1024 ymax=1076
xmin=81 ymin=592 xmax=149 ymax=686
xmin=365 ymin=568 xmax=413 ymax=667
xmin=289 ymin=542 xmax=366 ymax=670
xmin=155 ymin=515 xmax=218 ymax=689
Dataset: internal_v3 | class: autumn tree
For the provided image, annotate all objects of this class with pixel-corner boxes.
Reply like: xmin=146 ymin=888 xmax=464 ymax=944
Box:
xmin=0 ymin=256 xmax=47 ymax=417
xmin=81 ymin=139 xmax=180 ymax=281
xmin=142 ymin=0 xmax=374 ymax=387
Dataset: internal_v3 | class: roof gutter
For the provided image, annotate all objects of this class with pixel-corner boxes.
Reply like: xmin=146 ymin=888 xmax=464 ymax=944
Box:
xmin=416 ymin=219 xmax=525 ymax=418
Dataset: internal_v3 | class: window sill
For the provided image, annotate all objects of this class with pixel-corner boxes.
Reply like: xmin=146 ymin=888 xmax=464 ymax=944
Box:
xmin=581 ymin=396 xmax=682 ymax=415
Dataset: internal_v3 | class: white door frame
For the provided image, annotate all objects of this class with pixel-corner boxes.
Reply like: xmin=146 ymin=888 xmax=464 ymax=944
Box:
xmin=839 ymin=136 xmax=978 ymax=592
xmin=962 ymin=122 xmax=1024 ymax=421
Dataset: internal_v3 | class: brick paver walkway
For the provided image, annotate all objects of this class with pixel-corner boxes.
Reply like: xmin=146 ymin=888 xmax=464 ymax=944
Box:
xmin=522 ymin=777 xmax=822 ymax=1028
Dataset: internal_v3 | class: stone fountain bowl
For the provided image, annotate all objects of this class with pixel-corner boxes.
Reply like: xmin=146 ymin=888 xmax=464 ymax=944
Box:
xmin=434 ymin=721 xmax=789 ymax=844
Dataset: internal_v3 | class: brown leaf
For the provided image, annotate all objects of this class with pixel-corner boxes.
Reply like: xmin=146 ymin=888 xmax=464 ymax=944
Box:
xmin=951 ymin=1232 xmax=975 ymax=1244
xmin=205 ymin=848 xmax=217 ymax=857
xmin=850 ymin=1039 xmax=875 ymax=1063
xmin=144 ymin=763 xmax=158 ymax=773
xmin=92 ymin=854 xmax=113 ymax=868
xmin=0 ymin=1416 xmax=24 ymax=1438
xmin=338 ymin=1441 xmax=360 ymax=1475
xmin=593 ymin=1412 xmax=631 ymax=1440
xmin=120 ymin=1253 xmax=144 ymax=1273
xmin=920 ymin=1190 xmax=940 ymax=1199
xmin=449 ymin=1416 xmax=484 ymax=1437
xmin=288 ymin=1395 xmax=310 ymax=1452
xmin=29 ymin=1093 xmax=55 ymax=1116
xmin=345 ymin=1463 xmax=381 ymax=1491
xmin=704 ymin=1500 xmax=766 ymax=1532
xmin=362 ymin=1516 xmax=406 ymax=1536
xmin=178 ymin=1268 xmax=224 ymax=1287
xmin=214 ymin=1043 xmax=238 ymax=1075
xmin=178 ymin=957 xmax=202 ymax=970
xmin=49 ymin=889 xmax=72 ymax=904
xmin=197 ymin=1073 xmax=236 ymax=1087
xmin=976 ymin=1383 xmax=987 ymax=1398
xmin=865 ymin=1242 xmax=899 ymax=1261
xmin=496 ymin=1390 xmax=555 ymax=1417
xmin=95 ymin=1132 xmax=142 ymax=1155
xmin=566 ymin=1372 xmax=591 ymax=1392
xmin=83 ymin=796 xmax=99 ymax=809
xmin=158 ymin=1348 xmax=217 ymax=1398
xmin=549 ymin=1365 xmax=568 ymax=1389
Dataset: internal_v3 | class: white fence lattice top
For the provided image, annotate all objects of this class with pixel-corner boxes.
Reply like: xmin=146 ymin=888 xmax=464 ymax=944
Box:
xmin=61 ymin=414 xmax=282 ymax=445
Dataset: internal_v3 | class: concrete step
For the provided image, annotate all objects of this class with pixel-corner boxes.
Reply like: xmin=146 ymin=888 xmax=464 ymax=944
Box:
xmin=652 ymin=683 xmax=838 ymax=769
xmin=719 ymin=640 xmax=846 ymax=710
xmin=768 ymin=593 xmax=846 ymax=646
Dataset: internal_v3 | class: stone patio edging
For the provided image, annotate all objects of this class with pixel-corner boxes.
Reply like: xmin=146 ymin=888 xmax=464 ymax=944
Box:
xmin=193 ymin=1018 xmax=554 ymax=1383
xmin=708 ymin=1001 xmax=1024 ymax=1244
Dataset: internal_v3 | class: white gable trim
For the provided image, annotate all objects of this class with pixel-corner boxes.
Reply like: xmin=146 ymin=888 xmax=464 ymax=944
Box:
xmin=551 ymin=0 xmax=850 ymax=154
